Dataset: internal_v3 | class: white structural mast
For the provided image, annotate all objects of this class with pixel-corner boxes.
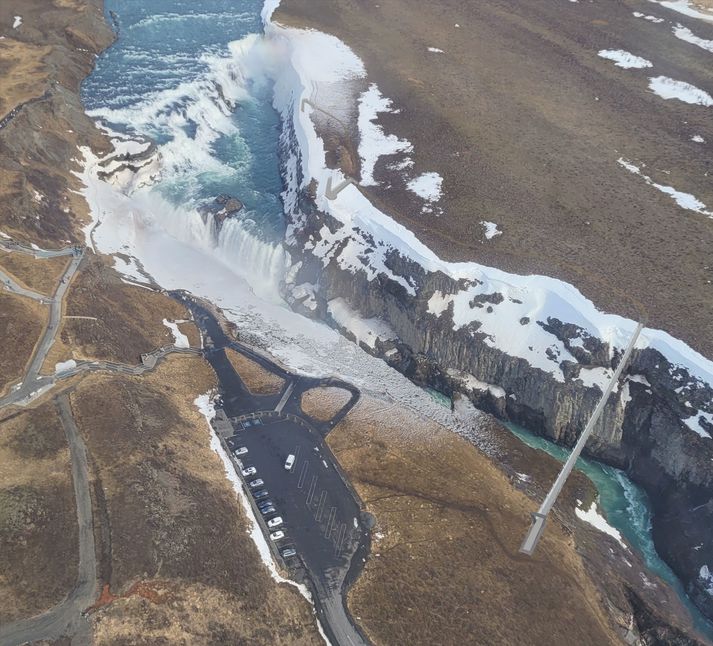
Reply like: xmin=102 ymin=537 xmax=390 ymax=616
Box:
xmin=519 ymin=321 xmax=645 ymax=555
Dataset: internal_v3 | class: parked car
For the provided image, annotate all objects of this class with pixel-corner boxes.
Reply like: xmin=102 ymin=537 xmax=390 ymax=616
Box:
xmin=269 ymin=530 xmax=285 ymax=541
xmin=234 ymin=446 xmax=248 ymax=456
xmin=253 ymin=490 xmax=269 ymax=500
xmin=248 ymin=478 xmax=264 ymax=489
xmin=284 ymin=454 xmax=295 ymax=471
xmin=281 ymin=548 xmax=297 ymax=559
xmin=260 ymin=505 xmax=276 ymax=515
xmin=257 ymin=499 xmax=274 ymax=510
xmin=241 ymin=466 xmax=257 ymax=477
xmin=267 ymin=516 xmax=283 ymax=529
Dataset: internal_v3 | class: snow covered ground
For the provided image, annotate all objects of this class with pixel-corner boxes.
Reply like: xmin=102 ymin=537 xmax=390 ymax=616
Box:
xmin=357 ymin=84 xmax=412 ymax=186
xmin=162 ymin=319 xmax=190 ymax=348
xmin=648 ymin=0 xmax=713 ymax=23
xmin=673 ymin=23 xmax=713 ymax=52
xmin=618 ymin=158 xmax=713 ymax=217
xmin=648 ymin=75 xmax=713 ymax=105
xmin=575 ymin=500 xmax=628 ymax=548
xmin=598 ymin=49 xmax=652 ymax=68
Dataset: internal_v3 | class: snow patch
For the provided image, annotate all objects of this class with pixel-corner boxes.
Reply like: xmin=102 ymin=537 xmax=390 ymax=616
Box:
xmin=700 ymin=565 xmax=713 ymax=596
xmin=163 ymin=319 xmax=190 ymax=348
xmin=427 ymin=47 xmax=444 ymax=53
xmin=648 ymin=0 xmax=713 ymax=23
xmin=618 ymin=157 xmax=713 ymax=216
xmin=357 ymin=84 xmax=412 ymax=186
xmin=481 ymin=221 xmax=501 ymax=239
xmin=633 ymin=11 xmax=666 ymax=22
xmin=598 ymin=49 xmax=653 ymax=68
xmin=692 ymin=134 xmax=706 ymax=143
xmin=648 ymin=75 xmax=713 ymax=106
xmin=12 ymin=16 xmax=22 ymax=29
xmin=576 ymin=500 xmax=628 ymax=548
xmin=673 ymin=23 xmax=713 ymax=52
xmin=407 ymin=172 xmax=443 ymax=202
xmin=683 ymin=410 xmax=713 ymax=438
xmin=55 ymin=360 xmax=77 ymax=374
xmin=448 ymin=369 xmax=506 ymax=398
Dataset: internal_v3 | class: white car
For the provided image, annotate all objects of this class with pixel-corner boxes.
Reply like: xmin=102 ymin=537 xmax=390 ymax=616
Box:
xmin=284 ymin=454 xmax=295 ymax=471
xmin=270 ymin=530 xmax=285 ymax=541
xmin=234 ymin=446 xmax=248 ymax=456
xmin=248 ymin=479 xmax=264 ymax=489
xmin=267 ymin=516 xmax=283 ymax=529
xmin=241 ymin=466 xmax=257 ymax=477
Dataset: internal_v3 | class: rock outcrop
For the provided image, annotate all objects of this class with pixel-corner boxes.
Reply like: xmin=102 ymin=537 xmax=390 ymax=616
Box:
xmin=198 ymin=194 xmax=244 ymax=232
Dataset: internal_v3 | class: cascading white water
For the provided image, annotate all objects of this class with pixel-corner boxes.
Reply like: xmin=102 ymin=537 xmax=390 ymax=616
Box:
xmin=84 ymin=24 xmax=291 ymax=303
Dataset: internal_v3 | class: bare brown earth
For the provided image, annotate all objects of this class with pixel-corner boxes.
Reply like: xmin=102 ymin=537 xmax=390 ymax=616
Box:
xmin=300 ymin=386 xmax=353 ymax=421
xmin=0 ymin=250 xmax=68 ymax=295
xmin=43 ymin=255 xmax=193 ymax=368
xmin=328 ymin=395 xmax=697 ymax=645
xmin=0 ymin=0 xmax=113 ymax=246
xmin=225 ymin=348 xmax=285 ymax=395
xmin=0 ymin=291 xmax=46 ymax=394
xmin=0 ymin=401 xmax=78 ymax=624
xmin=69 ymin=357 xmax=322 ymax=644
xmin=276 ymin=0 xmax=713 ymax=358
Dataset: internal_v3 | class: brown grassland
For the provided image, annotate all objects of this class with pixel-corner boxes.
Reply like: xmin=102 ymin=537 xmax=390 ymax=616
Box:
xmin=0 ymin=401 xmax=77 ymax=624
xmin=0 ymin=291 xmax=46 ymax=394
xmin=0 ymin=251 xmax=68 ymax=296
xmin=225 ymin=347 xmax=285 ymax=395
xmin=42 ymin=256 xmax=193 ymax=369
xmin=69 ymin=356 xmax=321 ymax=644
xmin=300 ymin=386 xmax=353 ymax=422
xmin=328 ymin=396 xmax=619 ymax=645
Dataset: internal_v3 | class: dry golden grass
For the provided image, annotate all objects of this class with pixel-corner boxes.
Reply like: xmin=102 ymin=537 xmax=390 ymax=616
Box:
xmin=92 ymin=582 xmax=321 ymax=646
xmin=0 ymin=251 xmax=68 ymax=295
xmin=45 ymin=255 xmax=190 ymax=367
xmin=68 ymin=356 xmax=321 ymax=644
xmin=300 ymin=386 xmax=352 ymax=421
xmin=0 ymin=291 xmax=47 ymax=395
xmin=329 ymin=396 xmax=618 ymax=646
xmin=225 ymin=348 xmax=285 ymax=395
xmin=0 ymin=401 xmax=77 ymax=623
xmin=0 ymin=38 xmax=51 ymax=122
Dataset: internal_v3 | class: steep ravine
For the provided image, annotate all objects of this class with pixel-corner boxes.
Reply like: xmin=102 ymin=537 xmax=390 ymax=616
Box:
xmin=275 ymin=120 xmax=713 ymax=624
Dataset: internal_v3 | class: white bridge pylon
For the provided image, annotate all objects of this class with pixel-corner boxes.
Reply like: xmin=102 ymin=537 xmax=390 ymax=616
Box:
xmin=519 ymin=321 xmax=645 ymax=556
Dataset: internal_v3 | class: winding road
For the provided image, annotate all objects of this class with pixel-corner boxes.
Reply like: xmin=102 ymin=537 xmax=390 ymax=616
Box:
xmin=0 ymin=268 xmax=50 ymax=302
xmin=0 ymin=396 xmax=97 ymax=646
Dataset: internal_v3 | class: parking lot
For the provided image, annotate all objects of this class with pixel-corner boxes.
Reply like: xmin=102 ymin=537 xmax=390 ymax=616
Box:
xmin=178 ymin=296 xmax=369 ymax=643
xmin=226 ymin=415 xmax=365 ymax=592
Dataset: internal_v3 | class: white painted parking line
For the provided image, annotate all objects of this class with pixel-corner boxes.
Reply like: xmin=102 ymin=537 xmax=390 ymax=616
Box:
xmin=292 ymin=444 xmax=302 ymax=471
xmin=334 ymin=523 xmax=346 ymax=556
xmin=306 ymin=475 xmax=317 ymax=506
xmin=297 ymin=460 xmax=309 ymax=489
xmin=315 ymin=490 xmax=327 ymax=522
xmin=324 ymin=507 xmax=336 ymax=539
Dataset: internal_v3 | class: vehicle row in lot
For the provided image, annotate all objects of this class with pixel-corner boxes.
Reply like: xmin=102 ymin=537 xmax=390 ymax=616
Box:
xmin=237 ymin=457 xmax=296 ymax=560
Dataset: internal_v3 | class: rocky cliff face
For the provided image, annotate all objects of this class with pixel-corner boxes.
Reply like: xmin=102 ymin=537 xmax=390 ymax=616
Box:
xmin=275 ymin=118 xmax=713 ymax=621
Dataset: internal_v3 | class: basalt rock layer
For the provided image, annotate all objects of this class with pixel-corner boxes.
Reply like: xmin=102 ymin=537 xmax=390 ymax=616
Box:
xmin=278 ymin=135 xmax=713 ymax=623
